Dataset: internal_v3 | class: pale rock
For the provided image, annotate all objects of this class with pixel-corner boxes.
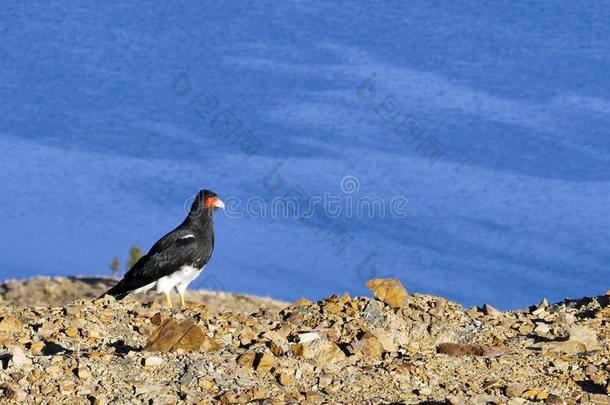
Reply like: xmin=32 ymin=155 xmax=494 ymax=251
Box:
xmin=297 ymin=332 xmax=320 ymax=344
xmin=144 ymin=356 xmax=163 ymax=367
xmin=292 ymin=339 xmax=345 ymax=364
xmin=555 ymin=312 xmax=575 ymax=326
xmin=552 ymin=359 xmax=569 ymax=372
xmin=567 ymin=325 xmax=599 ymax=351
xmin=531 ymin=298 xmax=549 ymax=316
xmin=10 ymin=346 xmax=31 ymax=368
xmin=532 ymin=340 xmax=586 ymax=354
xmin=76 ymin=366 xmax=92 ymax=380
xmin=370 ymin=327 xmax=398 ymax=352
xmin=533 ymin=322 xmax=551 ymax=335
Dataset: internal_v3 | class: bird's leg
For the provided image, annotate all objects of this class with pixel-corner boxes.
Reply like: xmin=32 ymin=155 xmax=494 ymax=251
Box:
xmin=179 ymin=293 xmax=186 ymax=309
xmin=164 ymin=292 xmax=173 ymax=309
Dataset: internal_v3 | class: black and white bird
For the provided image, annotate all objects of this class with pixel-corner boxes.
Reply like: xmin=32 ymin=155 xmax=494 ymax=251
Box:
xmin=101 ymin=189 xmax=224 ymax=308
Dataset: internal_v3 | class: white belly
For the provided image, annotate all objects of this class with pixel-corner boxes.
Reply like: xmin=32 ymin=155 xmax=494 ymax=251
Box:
xmin=132 ymin=266 xmax=203 ymax=295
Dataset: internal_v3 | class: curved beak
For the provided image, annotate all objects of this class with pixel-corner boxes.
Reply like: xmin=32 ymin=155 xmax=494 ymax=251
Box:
xmin=215 ymin=198 xmax=225 ymax=209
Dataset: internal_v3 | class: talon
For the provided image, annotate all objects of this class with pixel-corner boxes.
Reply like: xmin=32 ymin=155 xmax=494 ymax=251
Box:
xmin=164 ymin=292 xmax=173 ymax=309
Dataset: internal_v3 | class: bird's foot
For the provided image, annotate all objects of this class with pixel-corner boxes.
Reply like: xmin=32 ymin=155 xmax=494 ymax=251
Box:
xmin=179 ymin=294 xmax=188 ymax=310
xmin=164 ymin=292 xmax=173 ymax=309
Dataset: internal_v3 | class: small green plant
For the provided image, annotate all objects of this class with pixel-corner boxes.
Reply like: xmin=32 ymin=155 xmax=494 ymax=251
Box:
xmin=127 ymin=245 xmax=143 ymax=271
xmin=109 ymin=256 xmax=121 ymax=276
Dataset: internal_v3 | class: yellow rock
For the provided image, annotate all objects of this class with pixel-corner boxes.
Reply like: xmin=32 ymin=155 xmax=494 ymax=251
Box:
xmin=323 ymin=301 xmax=342 ymax=314
xmin=0 ymin=316 xmax=23 ymax=332
xmin=0 ymin=332 xmax=12 ymax=347
xmin=366 ymin=278 xmax=409 ymax=308
xmin=276 ymin=371 xmax=294 ymax=386
xmin=199 ymin=378 xmax=214 ymax=390
xmin=255 ymin=352 xmax=278 ymax=372
xmin=339 ymin=292 xmax=351 ymax=302
xmin=268 ymin=340 xmax=284 ymax=357
xmin=16 ymin=336 xmax=29 ymax=345
xmin=291 ymin=298 xmax=312 ymax=307
xmin=521 ymin=388 xmax=549 ymax=401
xmin=521 ymin=388 xmax=539 ymax=399
xmin=30 ymin=341 xmax=44 ymax=354
xmin=291 ymin=343 xmax=304 ymax=357
xmin=492 ymin=336 xmax=505 ymax=347
xmin=237 ymin=352 xmax=256 ymax=368
xmin=65 ymin=327 xmax=79 ymax=337
xmin=237 ymin=351 xmax=278 ymax=372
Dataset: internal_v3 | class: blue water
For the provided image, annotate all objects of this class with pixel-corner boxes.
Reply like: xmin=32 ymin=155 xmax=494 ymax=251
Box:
xmin=1 ymin=2 xmax=610 ymax=309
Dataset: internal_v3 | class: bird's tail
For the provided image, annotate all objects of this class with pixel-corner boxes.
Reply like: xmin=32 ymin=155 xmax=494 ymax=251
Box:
xmin=98 ymin=281 xmax=131 ymax=301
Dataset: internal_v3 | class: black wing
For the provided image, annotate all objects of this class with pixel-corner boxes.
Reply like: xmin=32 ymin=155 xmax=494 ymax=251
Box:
xmin=103 ymin=229 xmax=210 ymax=298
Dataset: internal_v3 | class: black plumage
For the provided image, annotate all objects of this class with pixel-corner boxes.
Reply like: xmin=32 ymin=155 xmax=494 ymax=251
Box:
xmin=101 ymin=189 xmax=223 ymax=301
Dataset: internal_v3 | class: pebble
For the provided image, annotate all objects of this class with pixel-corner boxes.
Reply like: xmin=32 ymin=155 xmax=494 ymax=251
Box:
xmin=144 ymin=356 xmax=163 ymax=367
xmin=10 ymin=346 xmax=31 ymax=367
xmin=76 ymin=366 xmax=92 ymax=380
xmin=298 ymin=332 xmax=320 ymax=343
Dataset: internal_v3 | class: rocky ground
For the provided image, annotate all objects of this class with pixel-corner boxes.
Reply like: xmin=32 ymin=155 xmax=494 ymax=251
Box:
xmin=0 ymin=277 xmax=608 ymax=404
xmin=0 ymin=276 xmax=287 ymax=314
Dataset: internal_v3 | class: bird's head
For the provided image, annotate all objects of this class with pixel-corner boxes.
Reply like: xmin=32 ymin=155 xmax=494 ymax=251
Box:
xmin=189 ymin=189 xmax=225 ymax=219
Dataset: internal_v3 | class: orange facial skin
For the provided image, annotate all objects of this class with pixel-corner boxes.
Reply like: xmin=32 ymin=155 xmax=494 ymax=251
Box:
xmin=204 ymin=196 xmax=219 ymax=209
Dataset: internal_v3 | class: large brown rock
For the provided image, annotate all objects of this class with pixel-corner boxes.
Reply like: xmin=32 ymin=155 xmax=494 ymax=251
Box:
xmin=436 ymin=343 xmax=506 ymax=357
xmin=366 ymin=278 xmax=409 ymax=308
xmin=144 ymin=318 xmax=218 ymax=353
